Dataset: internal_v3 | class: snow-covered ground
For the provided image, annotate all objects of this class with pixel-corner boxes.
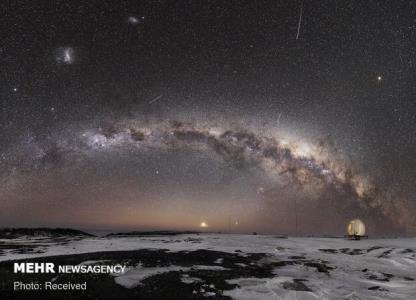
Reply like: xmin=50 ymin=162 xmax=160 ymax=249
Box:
xmin=1 ymin=234 xmax=415 ymax=299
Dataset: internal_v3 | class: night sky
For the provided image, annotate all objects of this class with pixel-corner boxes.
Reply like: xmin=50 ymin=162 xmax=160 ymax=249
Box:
xmin=1 ymin=1 xmax=415 ymax=235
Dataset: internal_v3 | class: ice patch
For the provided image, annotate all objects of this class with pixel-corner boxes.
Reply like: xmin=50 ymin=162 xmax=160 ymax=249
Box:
xmin=181 ymin=274 xmax=203 ymax=284
xmin=193 ymin=265 xmax=229 ymax=271
xmin=224 ymin=277 xmax=320 ymax=300
xmin=235 ymin=262 xmax=247 ymax=267
xmin=115 ymin=265 xmax=189 ymax=288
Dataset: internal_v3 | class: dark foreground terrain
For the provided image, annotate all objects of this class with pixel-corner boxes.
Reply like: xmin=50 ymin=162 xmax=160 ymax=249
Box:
xmin=0 ymin=248 xmax=328 ymax=299
xmin=0 ymin=234 xmax=415 ymax=299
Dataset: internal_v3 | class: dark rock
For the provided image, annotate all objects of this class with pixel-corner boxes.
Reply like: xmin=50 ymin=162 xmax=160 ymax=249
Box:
xmin=0 ymin=228 xmax=93 ymax=239
xmin=106 ymin=231 xmax=200 ymax=237
xmin=282 ymin=279 xmax=312 ymax=292
xmin=368 ymin=286 xmax=389 ymax=291
xmin=319 ymin=249 xmax=338 ymax=254
xmin=304 ymin=261 xmax=334 ymax=273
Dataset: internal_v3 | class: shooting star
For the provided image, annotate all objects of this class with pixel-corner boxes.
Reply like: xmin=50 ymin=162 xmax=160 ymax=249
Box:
xmin=296 ymin=4 xmax=303 ymax=40
xmin=149 ymin=94 xmax=163 ymax=104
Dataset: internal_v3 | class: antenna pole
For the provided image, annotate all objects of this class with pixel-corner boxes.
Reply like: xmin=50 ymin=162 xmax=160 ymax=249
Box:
xmin=295 ymin=198 xmax=298 ymax=236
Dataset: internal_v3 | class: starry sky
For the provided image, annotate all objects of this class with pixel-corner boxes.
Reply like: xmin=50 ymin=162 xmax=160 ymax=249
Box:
xmin=1 ymin=1 xmax=415 ymax=235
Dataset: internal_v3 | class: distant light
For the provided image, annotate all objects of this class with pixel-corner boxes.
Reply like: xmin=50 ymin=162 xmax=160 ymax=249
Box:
xmin=13 ymin=87 xmax=18 ymax=92
xmin=200 ymin=222 xmax=208 ymax=228
xmin=377 ymin=76 xmax=382 ymax=81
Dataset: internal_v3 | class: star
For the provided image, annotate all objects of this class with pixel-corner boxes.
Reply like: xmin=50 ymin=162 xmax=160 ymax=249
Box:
xmin=377 ymin=75 xmax=382 ymax=81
